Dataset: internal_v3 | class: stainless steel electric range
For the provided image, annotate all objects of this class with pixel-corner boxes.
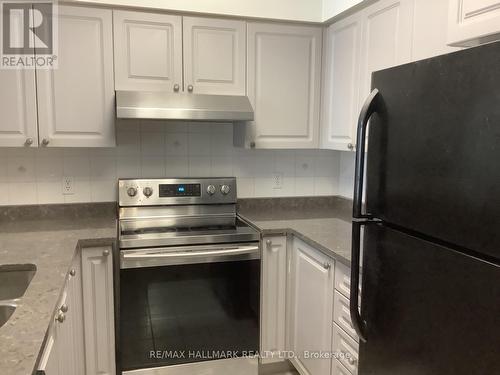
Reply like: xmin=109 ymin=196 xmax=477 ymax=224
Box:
xmin=116 ymin=178 xmax=261 ymax=375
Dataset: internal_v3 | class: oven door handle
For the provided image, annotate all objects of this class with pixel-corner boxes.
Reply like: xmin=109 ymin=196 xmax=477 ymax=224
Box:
xmin=120 ymin=244 xmax=260 ymax=269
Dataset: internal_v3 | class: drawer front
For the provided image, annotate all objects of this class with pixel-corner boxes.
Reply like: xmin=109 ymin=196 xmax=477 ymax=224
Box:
xmin=335 ymin=262 xmax=352 ymax=298
xmin=332 ymin=358 xmax=352 ymax=375
xmin=333 ymin=291 xmax=358 ymax=342
xmin=333 ymin=323 xmax=359 ymax=374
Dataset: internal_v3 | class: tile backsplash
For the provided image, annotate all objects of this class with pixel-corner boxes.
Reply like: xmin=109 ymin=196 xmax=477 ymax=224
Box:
xmin=0 ymin=120 xmax=354 ymax=205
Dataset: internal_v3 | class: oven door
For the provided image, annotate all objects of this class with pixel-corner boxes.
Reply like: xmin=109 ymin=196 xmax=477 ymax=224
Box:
xmin=118 ymin=243 xmax=261 ymax=373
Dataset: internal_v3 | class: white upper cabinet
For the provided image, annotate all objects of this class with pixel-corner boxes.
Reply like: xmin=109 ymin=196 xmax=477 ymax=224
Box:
xmin=0 ymin=69 xmax=38 ymax=147
xmin=183 ymin=17 xmax=246 ymax=95
xmin=36 ymin=6 xmax=115 ymax=147
xmin=448 ymin=0 xmax=500 ymax=46
xmin=243 ymin=22 xmax=322 ymax=149
xmin=358 ymin=0 xmax=414 ymax=108
xmin=321 ymin=13 xmax=362 ymax=151
xmin=289 ymin=237 xmax=334 ymax=375
xmin=113 ymin=10 xmax=183 ymax=92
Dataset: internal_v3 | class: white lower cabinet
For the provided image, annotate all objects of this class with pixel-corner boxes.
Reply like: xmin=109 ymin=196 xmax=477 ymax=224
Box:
xmin=332 ymin=324 xmax=359 ymax=374
xmin=261 ymin=236 xmax=288 ymax=364
xmin=81 ymin=246 xmax=116 ymax=375
xmin=289 ymin=237 xmax=334 ymax=375
xmin=37 ymin=245 xmax=115 ymax=375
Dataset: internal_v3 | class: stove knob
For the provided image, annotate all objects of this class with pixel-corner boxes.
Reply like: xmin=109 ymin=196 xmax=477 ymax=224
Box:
xmin=143 ymin=187 xmax=153 ymax=197
xmin=206 ymin=185 xmax=216 ymax=195
xmin=127 ymin=187 xmax=137 ymax=197
xmin=220 ymin=184 xmax=231 ymax=195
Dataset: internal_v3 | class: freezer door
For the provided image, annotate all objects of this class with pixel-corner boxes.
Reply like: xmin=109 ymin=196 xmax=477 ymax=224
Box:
xmin=359 ymin=224 xmax=500 ymax=375
xmin=366 ymin=41 xmax=500 ymax=261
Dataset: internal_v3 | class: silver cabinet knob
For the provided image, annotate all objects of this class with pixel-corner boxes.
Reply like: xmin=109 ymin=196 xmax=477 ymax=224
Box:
xmin=220 ymin=184 xmax=231 ymax=195
xmin=348 ymin=356 xmax=356 ymax=365
xmin=347 ymin=143 xmax=354 ymax=150
xmin=55 ymin=312 xmax=66 ymax=323
xmin=323 ymin=262 xmax=331 ymax=270
xmin=143 ymin=186 xmax=153 ymax=197
xmin=266 ymin=239 xmax=272 ymax=246
xmin=103 ymin=249 xmax=110 ymax=257
xmin=187 ymin=84 xmax=194 ymax=92
xmin=249 ymin=141 xmax=256 ymax=148
xmin=206 ymin=185 xmax=216 ymax=195
xmin=69 ymin=269 xmax=76 ymax=277
xmin=25 ymin=138 xmax=33 ymax=146
xmin=173 ymin=84 xmax=180 ymax=92
xmin=41 ymin=138 xmax=50 ymax=146
xmin=60 ymin=304 xmax=68 ymax=313
xmin=127 ymin=187 xmax=137 ymax=197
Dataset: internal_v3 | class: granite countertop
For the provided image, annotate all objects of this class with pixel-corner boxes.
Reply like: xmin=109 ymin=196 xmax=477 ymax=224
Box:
xmin=0 ymin=204 xmax=117 ymax=375
xmin=238 ymin=196 xmax=353 ymax=266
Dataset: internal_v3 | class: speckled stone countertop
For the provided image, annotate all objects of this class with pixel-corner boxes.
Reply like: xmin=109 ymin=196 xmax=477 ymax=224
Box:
xmin=237 ymin=196 xmax=353 ymax=266
xmin=0 ymin=203 xmax=117 ymax=375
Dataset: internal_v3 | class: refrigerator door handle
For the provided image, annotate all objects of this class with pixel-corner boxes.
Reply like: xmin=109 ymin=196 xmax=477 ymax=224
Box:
xmin=350 ymin=89 xmax=381 ymax=343
xmin=350 ymin=220 xmax=367 ymax=342
xmin=353 ymin=88 xmax=381 ymax=219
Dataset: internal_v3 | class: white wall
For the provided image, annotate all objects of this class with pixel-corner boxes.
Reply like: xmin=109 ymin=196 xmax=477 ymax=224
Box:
xmin=338 ymin=151 xmax=355 ymax=198
xmin=0 ymin=121 xmax=344 ymax=205
xmin=322 ymin=0 xmax=363 ymax=21
xmin=68 ymin=0 xmax=324 ymax=22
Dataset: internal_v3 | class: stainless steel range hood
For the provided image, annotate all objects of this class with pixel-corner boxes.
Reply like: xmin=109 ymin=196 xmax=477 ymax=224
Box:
xmin=116 ymin=91 xmax=254 ymax=122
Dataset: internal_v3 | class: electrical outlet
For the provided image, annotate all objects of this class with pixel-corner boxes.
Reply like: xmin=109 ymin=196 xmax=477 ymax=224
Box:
xmin=62 ymin=177 xmax=75 ymax=195
xmin=273 ymin=172 xmax=283 ymax=189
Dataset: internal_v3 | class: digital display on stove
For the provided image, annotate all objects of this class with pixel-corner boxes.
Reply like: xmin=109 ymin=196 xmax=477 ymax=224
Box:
xmin=159 ymin=183 xmax=201 ymax=197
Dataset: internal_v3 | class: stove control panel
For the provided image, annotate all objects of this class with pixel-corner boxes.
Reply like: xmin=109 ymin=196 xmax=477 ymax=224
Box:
xmin=118 ymin=178 xmax=237 ymax=206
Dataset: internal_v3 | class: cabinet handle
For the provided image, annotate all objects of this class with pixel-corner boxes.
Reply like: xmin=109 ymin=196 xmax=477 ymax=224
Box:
xmin=69 ymin=269 xmax=76 ymax=277
xmin=41 ymin=138 xmax=50 ymax=146
xmin=60 ymin=304 xmax=68 ymax=313
xmin=249 ymin=141 xmax=256 ymax=149
xmin=323 ymin=262 xmax=331 ymax=270
xmin=348 ymin=356 xmax=356 ymax=365
xmin=103 ymin=249 xmax=110 ymax=257
xmin=25 ymin=138 xmax=33 ymax=146
xmin=266 ymin=239 xmax=272 ymax=247
xmin=347 ymin=143 xmax=354 ymax=150
xmin=55 ymin=312 xmax=66 ymax=323
xmin=173 ymin=84 xmax=180 ymax=92
xmin=187 ymin=84 xmax=194 ymax=92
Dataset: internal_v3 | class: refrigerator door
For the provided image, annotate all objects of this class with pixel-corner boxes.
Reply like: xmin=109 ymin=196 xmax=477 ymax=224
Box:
xmin=366 ymin=41 xmax=500 ymax=261
xmin=359 ymin=224 xmax=500 ymax=375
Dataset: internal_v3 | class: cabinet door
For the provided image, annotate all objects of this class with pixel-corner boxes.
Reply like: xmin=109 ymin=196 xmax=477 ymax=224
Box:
xmin=246 ymin=23 xmax=322 ymax=149
xmin=0 ymin=69 xmax=38 ymax=147
xmin=447 ymin=0 xmax=500 ymax=46
xmin=81 ymin=246 xmax=115 ymax=375
xmin=290 ymin=237 xmax=334 ymax=375
xmin=68 ymin=257 xmax=86 ymax=375
xmin=358 ymin=0 xmax=414 ymax=107
xmin=321 ymin=13 xmax=362 ymax=151
xmin=183 ymin=16 xmax=246 ymax=95
xmin=113 ymin=10 xmax=182 ymax=92
xmin=36 ymin=6 xmax=115 ymax=147
xmin=261 ymin=236 xmax=287 ymax=364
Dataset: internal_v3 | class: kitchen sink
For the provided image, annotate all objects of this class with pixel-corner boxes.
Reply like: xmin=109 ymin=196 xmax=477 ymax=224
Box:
xmin=0 ymin=304 xmax=16 ymax=328
xmin=0 ymin=264 xmax=37 ymax=301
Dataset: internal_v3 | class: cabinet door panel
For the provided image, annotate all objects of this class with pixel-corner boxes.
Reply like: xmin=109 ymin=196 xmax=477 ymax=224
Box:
xmin=0 ymin=69 xmax=38 ymax=147
xmin=448 ymin=0 xmax=500 ymax=46
xmin=290 ymin=237 xmax=334 ymax=375
xmin=183 ymin=17 xmax=246 ymax=95
xmin=114 ymin=10 xmax=182 ymax=91
xmin=321 ymin=14 xmax=362 ymax=151
xmin=36 ymin=6 xmax=115 ymax=147
xmin=82 ymin=246 xmax=115 ymax=375
xmin=261 ymin=236 xmax=287 ymax=364
xmin=358 ymin=0 xmax=414 ymax=107
xmin=246 ymin=23 xmax=322 ymax=149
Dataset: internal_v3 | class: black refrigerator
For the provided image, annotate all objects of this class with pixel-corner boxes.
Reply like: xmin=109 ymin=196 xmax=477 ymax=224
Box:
xmin=350 ymin=41 xmax=500 ymax=374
